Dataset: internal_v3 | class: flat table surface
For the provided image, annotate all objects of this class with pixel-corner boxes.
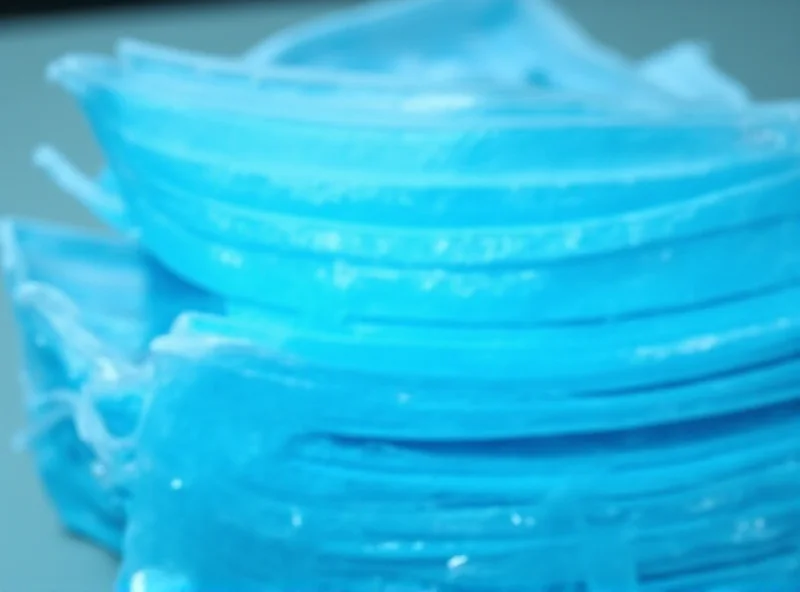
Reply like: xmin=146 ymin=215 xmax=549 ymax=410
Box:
xmin=0 ymin=1 xmax=798 ymax=591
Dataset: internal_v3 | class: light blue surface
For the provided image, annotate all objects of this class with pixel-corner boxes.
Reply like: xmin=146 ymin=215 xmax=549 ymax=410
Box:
xmin=2 ymin=2 xmax=800 ymax=592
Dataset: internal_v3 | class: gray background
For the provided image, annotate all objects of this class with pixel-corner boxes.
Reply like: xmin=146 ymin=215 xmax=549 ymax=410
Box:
xmin=0 ymin=1 xmax=798 ymax=591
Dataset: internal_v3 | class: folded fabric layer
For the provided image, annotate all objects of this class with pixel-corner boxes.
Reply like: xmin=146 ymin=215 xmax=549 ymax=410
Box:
xmin=53 ymin=48 xmax=797 ymax=175
xmin=31 ymin=148 xmax=800 ymax=390
xmin=8 ymin=221 xmax=800 ymax=433
xmin=116 ymin=314 xmax=800 ymax=592
xmin=40 ymin=62 xmax=800 ymax=323
xmin=1 ymin=218 xmax=218 ymax=551
xmin=141 ymin=309 xmax=800 ymax=439
xmin=43 ymin=22 xmax=800 ymax=324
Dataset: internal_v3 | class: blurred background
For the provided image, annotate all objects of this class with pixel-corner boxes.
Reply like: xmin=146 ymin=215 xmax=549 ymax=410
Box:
xmin=0 ymin=0 xmax=289 ymax=18
xmin=3 ymin=0 xmax=799 ymax=98
xmin=1 ymin=1 xmax=799 ymax=592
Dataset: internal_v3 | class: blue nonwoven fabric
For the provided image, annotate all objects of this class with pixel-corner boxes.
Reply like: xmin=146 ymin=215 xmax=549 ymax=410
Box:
xmin=6 ymin=220 xmax=800 ymax=592
xmin=15 ymin=193 xmax=800 ymax=589
xmin=7 ymin=0 xmax=800 ymax=591
xmin=44 ymin=39 xmax=800 ymax=324
xmin=75 ymin=0 xmax=768 ymax=272
xmin=123 ymin=326 xmax=800 ymax=592
xmin=1 ymin=218 xmax=219 ymax=551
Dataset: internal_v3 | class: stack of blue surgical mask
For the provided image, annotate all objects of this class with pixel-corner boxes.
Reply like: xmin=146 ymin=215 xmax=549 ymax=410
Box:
xmin=4 ymin=1 xmax=800 ymax=591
